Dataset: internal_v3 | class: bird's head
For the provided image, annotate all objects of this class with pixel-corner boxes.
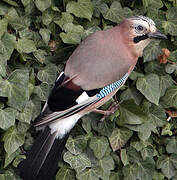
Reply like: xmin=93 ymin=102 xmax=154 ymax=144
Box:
xmin=121 ymin=16 xmax=167 ymax=56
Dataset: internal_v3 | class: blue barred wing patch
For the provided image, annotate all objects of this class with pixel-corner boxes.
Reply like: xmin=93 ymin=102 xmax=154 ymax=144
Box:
xmin=97 ymin=73 xmax=129 ymax=99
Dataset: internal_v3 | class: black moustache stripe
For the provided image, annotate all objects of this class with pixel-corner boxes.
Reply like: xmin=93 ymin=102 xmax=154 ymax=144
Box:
xmin=133 ymin=34 xmax=149 ymax=43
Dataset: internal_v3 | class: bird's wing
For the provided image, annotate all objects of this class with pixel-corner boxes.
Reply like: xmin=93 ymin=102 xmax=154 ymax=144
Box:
xmin=33 ymin=71 xmax=129 ymax=127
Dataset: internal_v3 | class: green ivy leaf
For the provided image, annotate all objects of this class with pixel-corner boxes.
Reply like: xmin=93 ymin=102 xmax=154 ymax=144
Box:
xmin=16 ymin=100 xmax=34 ymax=124
xmin=168 ymin=50 xmax=177 ymax=63
xmin=4 ymin=148 xmax=20 ymax=168
xmin=89 ymin=136 xmax=109 ymax=159
xmin=60 ymin=32 xmax=82 ymax=44
xmin=64 ymin=151 xmax=91 ymax=173
xmin=33 ymin=49 xmax=47 ymax=64
xmin=0 ymin=32 xmax=16 ymax=62
xmin=56 ymin=166 xmax=76 ymax=180
xmin=16 ymin=38 xmax=37 ymax=53
xmin=162 ymin=7 xmax=177 ymax=36
xmin=143 ymin=41 xmax=162 ymax=62
xmin=2 ymin=0 xmax=18 ymax=7
xmin=66 ymin=0 xmax=93 ymax=21
xmin=66 ymin=135 xmax=88 ymax=155
xmin=0 ymin=170 xmax=16 ymax=180
xmin=120 ymin=149 xmax=129 ymax=166
xmin=153 ymin=171 xmax=164 ymax=180
xmin=39 ymin=28 xmax=51 ymax=45
xmin=159 ymin=74 xmax=174 ymax=97
xmin=137 ymin=158 xmax=155 ymax=180
xmin=76 ymin=168 xmax=99 ymax=180
xmin=3 ymin=126 xmax=25 ymax=156
xmin=0 ymin=69 xmax=29 ymax=111
xmin=37 ymin=64 xmax=57 ymax=84
xmin=142 ymin=0 xmax=163 ymax=9
xmin=0 ymin=18 xmax=8 ymax=38
xmin=123 ymin=164 xmax=139 ymax=180
xmin=35 ymin=0 xmax=51 ymax=12
xmin=101 ymin=1 xmax=132 ymax=23
xmin=162 ymin=85 xmax=177 ymax=108
xmin=42 ymin=9 xmax=55 ymax=26
xmin=109 ymin=128 xmax=133 ymax=151
xmin=166 ymin=137 xmax=177 ymax=154
xmin=54 ymin=12 xmax=74 ymax=30
xmin=0 ymin=108 xmax=16 ymax=130
xmin=157 ymin=155 xmax=176 ymax=179
xmin=97 ymin=155 xmax=114 ymax=172
xmin=136 ymin=73 xmax=160 ymax=105
xmin=118 ymin=100 xmax=147 ymax=125
xmin=0 ymin=60 xmax=7 ymax=77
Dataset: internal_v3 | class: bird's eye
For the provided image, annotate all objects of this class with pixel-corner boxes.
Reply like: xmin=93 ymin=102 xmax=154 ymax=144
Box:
xmin=136 ymin=25 xmax=144 ymax=31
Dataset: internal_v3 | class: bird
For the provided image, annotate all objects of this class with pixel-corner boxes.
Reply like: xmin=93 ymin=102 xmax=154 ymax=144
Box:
xmin=17 ymin=16 xmax=167 ymax=180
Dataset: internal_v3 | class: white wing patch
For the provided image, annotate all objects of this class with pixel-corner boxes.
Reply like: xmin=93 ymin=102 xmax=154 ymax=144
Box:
xmin=76 ymin=91 xmax=89 ymax=104
xmin=49 ymin=114 xmax=81 ymax=139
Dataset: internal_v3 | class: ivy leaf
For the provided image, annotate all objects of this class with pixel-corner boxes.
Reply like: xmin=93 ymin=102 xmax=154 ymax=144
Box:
xmin=0 ymin=60 xmax=7 ymax=77
xmin=82 ymin=115 xmax=92 ymax=133
xmin=162 ymin=7 xmax=177 ymax=36
xmin=56 ymin=166 xmax=76 ymax=180
xmin=39 ymin=28 xmax=51 ymax=45
xmin=42 ymin=9 xmax=55 ymax=26
xmin=120 ymin=149 xmax=129 ymax=166
xmin=0 ymin=170 xmax=15 ymax=180
xmin=66 ymin=135 xmax=88 ymax=155
xmin=1 ymin=0 xmax=18 ymax=7
xmin=60 ymin=32 xmax=82 ymax=44
xmin=34 ymin=83 xmax=51 ymax=101
xmin=97 ymin=155 xmax=114 ymax=172
xmin=0 ymin=32 xmax=16 ymax=62
xmin=64 ymin=152 xmax=91 ymax=173
xmin=137 ymin=158 xmax=155 ymax=180
xmin=16 ymin=100 xmax=34 ymax=124
xmin=3 ymin=126 xmax=25 ymax=156
xmin=166 ymin=137 xmax=177 ymax=154
xmin=136 ymin=74 xmax=160 ymax=105
xmin=0 ymin=108 xmax=16 ymax=130
xmin=33 ymin=49 xmax=47 ymax=64
xmin=0 ymin=70 xmax=29 ymax=111
xmin=89 ymin=136 xmax=109 ymax=159
xmin=66 ymin=0 xmax=93 ymax=21
xmin=118 ymin=100 xmax=147 ymax=125
xmin=123 ymin=164 xmax=139 ymax=180
xmin=142 ymin=0 xmax=163 ymax=9
xmin=153 ymin=171 xmax=164 ymax=180
xmin=54 ymin=12 xmax=74 ymax=30
xmin=35 ymin=0 xmax=51 ymax=12
xmin=4 ymin=149 xmax=20 ymax=168
xmin=143 ymin=41 xmax=163 ymax=62
xmin=168 ymin=50 xmax=177 ymax=63
xmin=161 ymin=86 xmax=177 ymax=108
xmin=101 ymin=1 xmax=132 ymax=24
xmin=76 ymin=168 xmax=99 ymax=180
xmin=159 ymin=74 xmax=174 ymax=97
xmin=157 ymin=155 xmax=176 ymax=179
xmin=37 ymin=64 xmax=57 ymax=84
xmin=109 ymin=128 xmax=133 ymax=151
xmin=0 ymin=18 xmax=8 ymax=38
xmin=16 ymin=38 xmax=36 ymax=53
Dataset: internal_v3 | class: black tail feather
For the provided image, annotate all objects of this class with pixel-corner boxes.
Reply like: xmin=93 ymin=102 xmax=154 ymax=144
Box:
xmin=18 ymin=127 xmax=69 ymax=180
xmin=36 ymin=133 xmax=69 ymax=180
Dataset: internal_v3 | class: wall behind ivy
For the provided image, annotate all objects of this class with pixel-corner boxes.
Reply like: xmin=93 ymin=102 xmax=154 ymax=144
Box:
xmin=0 ymin=0 xmax=177 ymax=179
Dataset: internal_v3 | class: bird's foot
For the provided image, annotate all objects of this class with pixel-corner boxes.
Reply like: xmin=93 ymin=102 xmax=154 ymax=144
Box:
xmin=93 ymin=102 xmax=120 ymax=121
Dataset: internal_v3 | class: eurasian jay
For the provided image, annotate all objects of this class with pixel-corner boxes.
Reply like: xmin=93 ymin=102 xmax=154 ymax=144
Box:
xmin=18 ymin=16 xmax=166 ymax=180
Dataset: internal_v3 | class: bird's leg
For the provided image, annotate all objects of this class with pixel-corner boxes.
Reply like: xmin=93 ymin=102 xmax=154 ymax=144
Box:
xmin=93 ymin=99 xmax=121 ymax=121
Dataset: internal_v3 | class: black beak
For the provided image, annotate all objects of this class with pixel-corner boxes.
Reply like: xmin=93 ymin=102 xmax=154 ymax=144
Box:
xmin=148 ymin=31 xmax=167 ymax=39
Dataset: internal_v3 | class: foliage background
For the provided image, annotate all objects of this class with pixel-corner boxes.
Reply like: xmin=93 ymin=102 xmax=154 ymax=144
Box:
xmin=0 ymin=0 xmax=177 ymax=179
